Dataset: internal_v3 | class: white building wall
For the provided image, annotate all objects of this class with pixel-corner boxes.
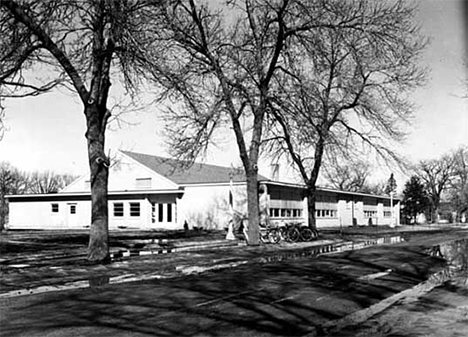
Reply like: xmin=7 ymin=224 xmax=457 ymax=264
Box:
xmin=62 ymin=153 xmax=178 ymax=193
xmin=8 ymin=200 xmax=91 ymax=230
xmin=8 ymin=196 xmax=182 ymax=230
xmin=178 ymin=183 xmax=247 ymax=230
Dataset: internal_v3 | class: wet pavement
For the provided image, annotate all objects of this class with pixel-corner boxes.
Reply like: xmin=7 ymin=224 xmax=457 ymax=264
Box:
xmin=0 ymin=225 xmax=465 ymax=299
xmin=0 ymin=227 xmax=466 ymax=337
xmin=0 ymin=226 xmax=416 ymax=298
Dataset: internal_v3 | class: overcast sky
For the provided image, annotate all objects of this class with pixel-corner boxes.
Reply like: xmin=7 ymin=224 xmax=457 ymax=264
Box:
xmin=0 ymin=0 xmax=467 ymax=185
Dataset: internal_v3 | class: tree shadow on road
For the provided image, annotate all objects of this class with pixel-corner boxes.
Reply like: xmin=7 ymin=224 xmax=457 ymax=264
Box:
xmin=0 ymin=247 xmax=451 ymax=337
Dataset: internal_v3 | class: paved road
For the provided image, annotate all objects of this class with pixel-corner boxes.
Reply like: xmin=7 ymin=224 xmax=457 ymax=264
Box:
xmin=2 ymin=231 xmax=464 ymax=337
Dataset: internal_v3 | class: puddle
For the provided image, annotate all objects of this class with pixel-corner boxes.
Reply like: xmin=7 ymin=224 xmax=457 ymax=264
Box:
xmin=9 ymin=264 xmax=30 ymax=268
xmin=358 ymin=269 xmax=393 ymax=281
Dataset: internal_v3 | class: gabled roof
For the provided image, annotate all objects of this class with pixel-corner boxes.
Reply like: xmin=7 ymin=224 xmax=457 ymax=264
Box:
xmin=122 ymin=151 xmax=267 ymax=185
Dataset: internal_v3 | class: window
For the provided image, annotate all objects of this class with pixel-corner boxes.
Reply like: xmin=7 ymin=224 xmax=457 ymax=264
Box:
xmin=70 ymin=204 xmax=76 ymax=214
xmin=270 ymin=208 xmax=279 ymax=218
xmin=167 ymin=204 xmax=172 ymax=222
xmin=364 ymin=210 xmax=377 ymax=218
xmin=130 ymin=202 xmax=140 ymax=217
xmin=384 ymin=211 xmax=392 ymax=217
xmin=316 ymin=209 xmax=337 ymax=218
xmin=136 ymin=178 xmax=152 ymax=189
xmin=158 ymin=203 xmax=164 ymax=222
xmin=51 ymin=203 xmax=59 ymax=213
xmin=151 ymin=203 xmax=156 ymax=223
xmin=113 ymin=203 xmax=124 ymax=217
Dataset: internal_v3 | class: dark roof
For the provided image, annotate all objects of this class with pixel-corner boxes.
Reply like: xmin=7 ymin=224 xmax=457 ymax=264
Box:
xmin=122 ymin=151 xmax=267 ymax=185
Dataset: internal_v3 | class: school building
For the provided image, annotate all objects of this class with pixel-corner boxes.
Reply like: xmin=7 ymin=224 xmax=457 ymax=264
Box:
xmin=6 ymin=151 xmax=400 ymax=230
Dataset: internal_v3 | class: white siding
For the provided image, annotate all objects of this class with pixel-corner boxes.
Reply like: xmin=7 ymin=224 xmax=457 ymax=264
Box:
xmin=8 ymin=200 xmax=91 ymax=230
xmin=62 ymin=153 xmax=178 ymax=193
xmin=178 ymin=183 xmax=246 ymax=230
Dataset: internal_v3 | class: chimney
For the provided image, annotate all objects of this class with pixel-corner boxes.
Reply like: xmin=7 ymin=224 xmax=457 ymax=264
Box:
xmin=270 ymin=164 xmax=280 ymax=181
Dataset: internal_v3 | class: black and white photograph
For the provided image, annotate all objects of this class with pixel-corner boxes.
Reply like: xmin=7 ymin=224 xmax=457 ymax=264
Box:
xmin=0 ymin=0 xmax=467 ymax=336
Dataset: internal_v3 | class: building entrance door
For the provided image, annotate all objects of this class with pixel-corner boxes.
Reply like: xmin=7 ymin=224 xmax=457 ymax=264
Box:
xmin=67 ymin=203 xmax=78 ymax=227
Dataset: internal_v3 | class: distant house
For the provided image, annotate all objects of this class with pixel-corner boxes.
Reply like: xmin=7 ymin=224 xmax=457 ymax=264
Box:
xmin=6 ymin=151 xmax=400 ymax=230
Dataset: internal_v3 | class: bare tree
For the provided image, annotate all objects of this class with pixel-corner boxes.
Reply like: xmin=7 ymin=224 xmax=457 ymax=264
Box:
xmin=28 ymin=171 xmax=76 ymax=194
xmin=0 ymin=162 xmax=29 ymax=230
xmin=416 ymin=154 xmax=456 ymax=222
xmin=448 ymin=146 xmax=468 ymax=221
xmin=322 ymin=159 xmax=371 ymax=192
xmin=0 ymin=162 xmax=77 ymax=229
xmin=153 ymin=0 xmax=327 ymax=244
xmin=360 ymin=180 xmax=387 ymax=195
xmin=0 ymin=0 xmax=166 ymax=262
xmin=265 ymin=0 xmax=427 ymax=228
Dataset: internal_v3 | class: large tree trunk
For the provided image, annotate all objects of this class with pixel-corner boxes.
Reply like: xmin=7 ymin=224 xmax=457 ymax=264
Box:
xmin=305 ymin=137 xmax=325 ymax=229
xmin=245 ymin=167 xmax=260 ymax=245
xmin=85 ymin=105 xmax=110 ymax=263
xmin=306 ymin=185 xmax=317 ymax=229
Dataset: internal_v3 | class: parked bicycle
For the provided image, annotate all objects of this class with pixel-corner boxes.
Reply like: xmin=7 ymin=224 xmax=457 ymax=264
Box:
xmin=259 ymin=223 xmax=281 ymax=244
xmin=278 ymin=222 xmax=318 ymax=242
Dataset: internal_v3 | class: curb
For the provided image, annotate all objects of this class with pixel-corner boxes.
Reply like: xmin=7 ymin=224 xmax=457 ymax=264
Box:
xmin=0 ymin=235 xmax=404 ymax=299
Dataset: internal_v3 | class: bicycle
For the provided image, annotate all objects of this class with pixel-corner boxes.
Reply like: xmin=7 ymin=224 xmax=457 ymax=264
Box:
xmin=279 ymin=222 xmax=319 ymax=242
xmin=259 ymin=223 xmax=281 ymax=244
xmin=278 ymin=222 xmax=301 ymax=242
xmin=298 ymin=225 xmax=319 ymax=242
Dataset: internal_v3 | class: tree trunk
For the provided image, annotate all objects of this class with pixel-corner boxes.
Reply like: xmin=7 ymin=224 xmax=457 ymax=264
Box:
xmin=245 ymin=166 xmax=260 ymax=245
xmin=85 ymin=105 xmax=110 ymax=263
xmin=306 ymin=137 xmax=325 ymax=230
xmin=306 ymin=185 xmax=317 ymax=229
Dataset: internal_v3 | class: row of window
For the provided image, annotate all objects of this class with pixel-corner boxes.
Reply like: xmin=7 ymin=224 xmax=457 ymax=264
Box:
xmin=113 ymin=202 xmax=140 ymax=217
xmin=51 ymin=202 xmax=392 ymax=221
xmin=52 ymin=202 xmax=176 ymax=223
xmin=51 ymin=203 xmax=76 ymax=214
xmin=269 ymin=208 xmax=303 ymax=218
xmin=364 ymin=210 xmax=377 ymax=218
xmin=268 ymin=208 xmax=338 ymax=218
xmin=151 ymin=203 xmax=174 ymax=223
xmin=316 ymin=209 xmax=337 ymax=218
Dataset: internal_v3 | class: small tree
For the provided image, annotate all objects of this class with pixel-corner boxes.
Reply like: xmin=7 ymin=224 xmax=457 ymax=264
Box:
xmin=402 ymin=176 xmax=429 ymax=224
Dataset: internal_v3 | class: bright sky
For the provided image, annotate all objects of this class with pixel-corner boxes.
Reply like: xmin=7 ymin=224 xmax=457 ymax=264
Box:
xmin=0 ymin=0 xmax=467 ymax=185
